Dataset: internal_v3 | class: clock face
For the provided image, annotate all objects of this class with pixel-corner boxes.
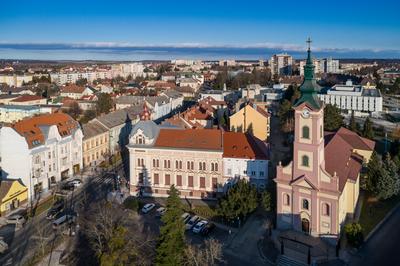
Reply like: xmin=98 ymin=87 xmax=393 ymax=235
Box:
xmin=302 ymin=108 xmax=310 ymax=118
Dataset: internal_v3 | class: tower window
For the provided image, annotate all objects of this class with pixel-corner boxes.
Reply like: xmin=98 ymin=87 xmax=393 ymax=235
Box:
xmin=302 ymin=126 xmax=310 ymax=139
xmin=302 ymin=199 xmax=309 ymax=210
xmin=283 ymin=194 xmax=290 ymax=206
xmin=302 ymin=155 xmax=309 ymax=167
xmin=322 ymin=203 xmax=330 ymax=216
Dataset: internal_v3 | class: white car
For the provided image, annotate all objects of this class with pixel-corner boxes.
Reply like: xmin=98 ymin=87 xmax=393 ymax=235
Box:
xmin=192 ymin=220 xmax=208 ymax=234
xmin=185 ymin=215 xmax=199 ymax=230
xmin=69 ymin=179 xmax=82 ymax=188
xmin=181 ymin=212 xmax=191 ymax=223
xmin=6 ymin=215 xmax=26 ymax=226
xmin=141 ymin=203 xmax=155 ymax=214
xmin=156 ymin=207 xmax=166 ymax=217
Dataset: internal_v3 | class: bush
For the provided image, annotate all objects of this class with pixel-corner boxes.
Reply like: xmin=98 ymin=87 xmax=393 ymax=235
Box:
xmin=344 ymin=222 xmax=364 ymax=247
xmin=123 ymin=197 xmax=140 ymax=212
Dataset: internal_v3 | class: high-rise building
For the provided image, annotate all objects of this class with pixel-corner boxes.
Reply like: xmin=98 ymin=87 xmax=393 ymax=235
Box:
xmin=269 ymin=54 xmax=293 ymax=76
xmin=299 ymin=57 xmax=340 ymax=76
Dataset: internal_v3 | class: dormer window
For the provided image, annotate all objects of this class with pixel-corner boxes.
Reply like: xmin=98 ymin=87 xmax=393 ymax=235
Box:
xmin=136 ymin=135 xmax=145 ymax=145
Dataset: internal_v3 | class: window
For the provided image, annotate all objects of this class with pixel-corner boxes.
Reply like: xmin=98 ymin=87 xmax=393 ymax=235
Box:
xmin=211 ymin=163 xmax=214 ymax=171
xmin=251 ymin=171 xmax=256 ymax=176
xmin=302 ymin=155 xmax=309 ymax=167
xmin=200 ymin=177 xmax=206 ymax=188
xmin=215 ymin=163 xmax=218 ymax=171
xmin=283 ymin=194 xmax=290 ymax=206
xmin=188 ymin=176 xmax=194 ymax=187
xmin=154 ymin=173 xmax=159 ymax=185
xmin=302 ymin=126 xmax=310 ymax=139
xmin=176 ymin=175 xmax=182 ymax=186
xmin=302 ymin=199 xmax=309 ymax=210
xmin=199 ymin=162 xmax=203 ymax=170
xmin=320 ymin=125 xmax=323 ymax=138
xmin=164 ymin=160 xmax=170 ymax=169
xmin=212 ymin=178 xmax=218 ymax=189
xmin=165 ymin=174 xmax=170 ymax=185
xmin=260 ymin=171 xmax=264 ymax=177
xmin=48 ymin=152 xmax=51 ymax=159
xmin=202 ymin=162 xmax=206 ymax=171
xmin=227 ymin=168 xmax=232 ymax=175
xmin=322 ymin=203 xmax=330 ymax=216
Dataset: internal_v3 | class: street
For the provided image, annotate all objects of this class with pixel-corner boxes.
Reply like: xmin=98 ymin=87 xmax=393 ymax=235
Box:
xmin=350 ymin=204 xmax=400 ymax=266
xmin=0 ymin=171 xmax=116 ymax=266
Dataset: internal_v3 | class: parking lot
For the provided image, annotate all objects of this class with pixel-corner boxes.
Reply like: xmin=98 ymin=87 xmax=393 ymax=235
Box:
xmin=136 ymin=201 xmax=231 ymax=246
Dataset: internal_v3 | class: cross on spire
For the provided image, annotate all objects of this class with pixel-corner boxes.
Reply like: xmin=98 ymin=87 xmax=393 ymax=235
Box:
xmin=306 ymin=37 xmax=312 ymax=51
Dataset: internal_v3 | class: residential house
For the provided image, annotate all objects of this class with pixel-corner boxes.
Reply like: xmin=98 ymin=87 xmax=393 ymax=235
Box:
xmin=0 ymin=179 xmax=28 ymax=217
xmin=60 ymin=85 xmax=95 ymax=99
xmin=0 ymin=113 xmax=83 ymax=201
xmin=82 ymin=121 xmax=110 ymax=168
xmin=9 ymin=95 xmax=47 ymax=106
xmin=230 ymin=102 xmax=271 ymax=141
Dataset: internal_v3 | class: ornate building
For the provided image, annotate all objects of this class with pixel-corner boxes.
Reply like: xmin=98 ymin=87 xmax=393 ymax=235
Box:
xmin=275 ymin=40 xmax=375 ymax=240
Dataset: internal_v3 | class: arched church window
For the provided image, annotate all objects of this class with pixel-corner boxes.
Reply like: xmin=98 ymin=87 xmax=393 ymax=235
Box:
xmin=302 ymin=126 xmax=310 ymax=139
xmin=302 ymin=155 xmax=309 ymax=167
xmin=283 ymin=194 xmax=290 ymax=206
xmin=302 ymin=199 xmax=309 ymax=210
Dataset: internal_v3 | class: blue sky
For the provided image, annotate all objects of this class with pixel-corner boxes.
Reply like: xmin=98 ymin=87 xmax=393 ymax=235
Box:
xmin=0 ymin=0 xmax=399 ymax=59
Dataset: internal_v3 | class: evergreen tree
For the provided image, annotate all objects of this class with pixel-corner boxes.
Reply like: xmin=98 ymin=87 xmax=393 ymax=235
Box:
xmin=218 ymin=179 xmax=258 ymax=222
xmin=96 ymin=93 xmax=114 ymax=115
xmin=324 ymin=104 xmax=343 ymax=131
xmin=365 ymin=151 xmax=382 ymax=192
xmin=260 ymin=191 xmax=273 ymax=212
xmin=362 ymin=117 xmax=375 ymax=139
xmin=156 ymin=185 xmax=185 ymax=266
xmin=349 ymin=111 xmax=357 ymax=132
xmin=376 ymin=154 xmax=400 ymax=200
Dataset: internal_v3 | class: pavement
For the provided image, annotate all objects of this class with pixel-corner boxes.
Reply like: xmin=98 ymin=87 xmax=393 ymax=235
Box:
xmin=349 ymin=203 xmax=400 ymax=266
xmin=0 ymin=169 xmax=117 ymax=266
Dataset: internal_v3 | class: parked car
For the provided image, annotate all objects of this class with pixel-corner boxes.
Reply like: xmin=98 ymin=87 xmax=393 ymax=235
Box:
xmin=68 ymin=179 xmax=82 ymax=188
xmin=156 ymin=207 xmax=166 ymax=217
xmin=141 ymin=203 xmax=155 ymax=214
xmin=6 ymin=214 xmax=26 ymax=226
xmin=46 ymin=206 xmax=63 ymax=220
xmin=52 ymin=213 xmax=77 ymax=229
xmin=62 ymin=182 xmax=75 ymax=191
xmin=181 ymin=212 xmax=191 ymax=224
xmin=201 ymin=222 xmax=216 ymax=236
xmin=0 ymin=237 xmax=8 ymax=254
xmin=193 ymin=220 xmax=208 ymax=234
xmin=185 ymin=215 xmax=199 ymax=230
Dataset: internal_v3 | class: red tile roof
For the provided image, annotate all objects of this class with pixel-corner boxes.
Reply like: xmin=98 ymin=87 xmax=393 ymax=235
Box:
xmin=324 ymin=127 xmax=375 ymax=192
xmin=12 ymin=113 xmax=79 ymax=149
xmin=154 ymin=128 xmax=223 ymax=150
xmin=11 ymin=95 xmax=45 ymax=102
xmin=223 ymin=132 xmax=268 ymax=160
xmin=61 ymin=84 xmax=85 ymax=94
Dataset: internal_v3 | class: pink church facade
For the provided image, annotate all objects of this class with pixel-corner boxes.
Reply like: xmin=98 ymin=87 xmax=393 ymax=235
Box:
xmin=275 ymin=44 xmax=374 ymax=239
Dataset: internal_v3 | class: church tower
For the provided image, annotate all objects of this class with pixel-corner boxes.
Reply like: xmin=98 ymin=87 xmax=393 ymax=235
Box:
xmin=292 ymin=38 xmax=325 ymax=186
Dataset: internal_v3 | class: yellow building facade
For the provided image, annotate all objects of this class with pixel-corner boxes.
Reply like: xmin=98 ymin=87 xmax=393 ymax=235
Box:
xmin=229 ymin=103 xmax=270 ymax=141
xmin=0 ymin=179 xmax=28 ymax=216
xmin=82 ymin=121 xmax=110 ymax=168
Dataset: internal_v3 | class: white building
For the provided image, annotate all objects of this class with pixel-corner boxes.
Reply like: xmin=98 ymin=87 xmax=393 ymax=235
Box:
xmin=0 ymin=74 xmax=33 ymax=87
xmin=50 ymin=71 xmax=112 ymax=85
xmin=318 ymin=80 xmax=383 ymax=116
xmin=0 ymin=105 xmax=51 ymax=123
xmin=223 ymin=132 xmax=269 ymax=190
xmin=111 ymin=63 xmax=145 ymax=79
xmin=300 ymin=58 xmax=340 ymax=76
xmin=0 ymin=113 xmax=83 ymax=201
xmin=270 ymin=54 xmax=293 ymax=76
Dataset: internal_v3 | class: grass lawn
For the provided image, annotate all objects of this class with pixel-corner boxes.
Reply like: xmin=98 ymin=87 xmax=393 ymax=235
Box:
xmin=30 ymin=196 xmax=56 ymax=217
xmin=358 ymin=192 xmax=400 ymax=236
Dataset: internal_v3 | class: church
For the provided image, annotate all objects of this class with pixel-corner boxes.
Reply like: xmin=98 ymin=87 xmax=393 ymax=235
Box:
xmin=275 ymin=40 xmax=375 ymax=240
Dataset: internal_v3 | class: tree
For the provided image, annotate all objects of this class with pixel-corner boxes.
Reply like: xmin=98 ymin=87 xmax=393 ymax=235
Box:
xmin=344 ymin=222 xmax=363 ymax=247
xmin=156 ymin=185 xmax=185 ymax=266
xmin=362 ymin=117 xmax=375 ymax=139
xmin=80 ymin=109 xmax=97 ymax=124
xmin=96 ymin=93 xmax=113 ymax=115
xmin=260 ymin=191 xmax=273 ymax=212
xmin=376 ymin=154 xmax=400 ymax=200
xmin=184 ymin=238 xmax=224 ymax=266
xmin=348 ymin=111 xmax=357 ymax=132
xmin=218 ymin=179 xmax=258 ymax=222
xmin=277 ymin=100 xmax=294 ymax=132
xmin=364 ymin=151 xmax=381 ymax=192
xmin=324 ymin=104 xmax=343 ymax=131
xmin=64 ymin=101 xmax=82 ymax=120
xmin=76 ymin=78 xmax=88 ymax=86
xmin=84 ymin=201 xmax=140 ymax=266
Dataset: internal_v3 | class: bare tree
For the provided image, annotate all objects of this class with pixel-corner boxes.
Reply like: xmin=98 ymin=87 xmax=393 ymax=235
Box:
xmin=184 ymin=238 xmax=224 ymax=266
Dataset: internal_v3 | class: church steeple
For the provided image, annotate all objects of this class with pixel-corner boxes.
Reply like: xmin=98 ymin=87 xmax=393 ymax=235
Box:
xmin=294 ymin=37 xmax=322 ymax=110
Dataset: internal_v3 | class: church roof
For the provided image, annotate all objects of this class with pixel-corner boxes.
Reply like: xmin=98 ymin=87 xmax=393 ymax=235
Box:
xmin=324 ymin=127 xmax=375 ymax=192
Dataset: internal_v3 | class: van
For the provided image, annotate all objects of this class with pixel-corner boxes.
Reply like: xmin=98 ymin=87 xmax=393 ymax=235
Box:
xmin=52 ymin=214 xmax=75 ymax=229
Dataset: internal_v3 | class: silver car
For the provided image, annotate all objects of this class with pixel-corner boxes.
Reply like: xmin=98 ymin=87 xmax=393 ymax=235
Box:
xmin=6 ymin=215 xmax=26 ymax=226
